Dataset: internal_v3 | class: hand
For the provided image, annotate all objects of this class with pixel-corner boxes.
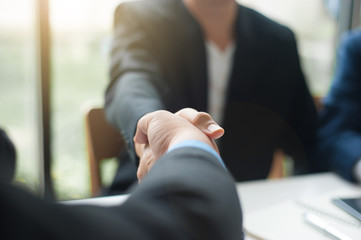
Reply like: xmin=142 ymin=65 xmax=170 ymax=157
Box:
xmin=175 ymin=108 xmax=224 ymax=153
xmin=134 ymin=109 xmax=224 ymax=182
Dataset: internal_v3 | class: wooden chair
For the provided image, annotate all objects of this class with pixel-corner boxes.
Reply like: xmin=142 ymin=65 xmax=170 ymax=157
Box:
xmin=85 ymin=108 xmax=124 ymax=197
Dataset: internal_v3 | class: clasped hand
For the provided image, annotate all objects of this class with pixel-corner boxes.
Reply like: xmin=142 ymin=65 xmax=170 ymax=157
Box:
xmin=134 ymin=108 xmax=224 ymax=182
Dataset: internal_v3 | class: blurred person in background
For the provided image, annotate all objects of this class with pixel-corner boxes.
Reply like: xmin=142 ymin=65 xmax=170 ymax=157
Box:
xmin=314 ymin=30 xmax=361 ymax=182
xmin=0 ymin=128 xmax=16 ymax=183
xmin=105 ymin=0 xmax=317 ymax=194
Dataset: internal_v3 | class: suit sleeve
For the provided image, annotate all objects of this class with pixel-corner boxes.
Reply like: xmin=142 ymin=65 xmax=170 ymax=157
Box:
xmin=314 ymin=31 xmax=361 ymax=181
xmin=0 ymin=148 xmax=244 ymax=240
xmin=104 ymin=3 xmax=166 ymax=164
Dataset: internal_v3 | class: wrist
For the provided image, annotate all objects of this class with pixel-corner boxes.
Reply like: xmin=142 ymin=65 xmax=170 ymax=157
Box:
xmin=169 ymin=129 xmax=214 ymax=152
xmin=167 ymin=140 xmax=226 ymax=170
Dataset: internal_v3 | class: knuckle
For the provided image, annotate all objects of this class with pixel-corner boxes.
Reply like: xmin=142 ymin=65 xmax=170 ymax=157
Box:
xmin=192 ymin=112 xmax=211 ymax=125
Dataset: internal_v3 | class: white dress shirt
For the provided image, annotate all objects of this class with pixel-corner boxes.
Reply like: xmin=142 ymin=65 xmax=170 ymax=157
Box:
xmin=205 ymin=40 xmax=235 ymax=126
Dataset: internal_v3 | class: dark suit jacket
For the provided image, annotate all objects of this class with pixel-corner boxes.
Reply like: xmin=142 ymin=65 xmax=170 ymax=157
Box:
xmin=105 ymin=0 xmax=316 ymax=181
xmin=0 ymin=146 xmax=243 ymax=239
xmin=314 ymin=30 xmax=361 ymax=181
xmin=0 ymin=129 xmax=16 ymax=183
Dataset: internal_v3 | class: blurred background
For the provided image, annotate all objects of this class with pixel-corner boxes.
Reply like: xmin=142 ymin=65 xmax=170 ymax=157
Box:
xmin=0 ymin=0 xmax=359 ymax=200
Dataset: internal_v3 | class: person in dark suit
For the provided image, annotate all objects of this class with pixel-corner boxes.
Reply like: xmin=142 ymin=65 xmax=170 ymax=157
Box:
xmin=105 ymin=0 xmax=316 ymax=193
xmin=314 ymin=30 xmax=361 ymax=182
xmin=0 ymin=128 xmax=16 ymax=183
xmin=0 ymin=109 xmax=244 ymax=240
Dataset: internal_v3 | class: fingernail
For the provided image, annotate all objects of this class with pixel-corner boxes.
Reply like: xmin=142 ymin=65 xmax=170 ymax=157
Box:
xmin=207 ymin=123 xmax=221 ymax=132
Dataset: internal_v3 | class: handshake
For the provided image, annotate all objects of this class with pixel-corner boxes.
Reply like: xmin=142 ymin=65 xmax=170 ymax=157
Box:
xmin=134 ymin=108 xmax=224 ymax=182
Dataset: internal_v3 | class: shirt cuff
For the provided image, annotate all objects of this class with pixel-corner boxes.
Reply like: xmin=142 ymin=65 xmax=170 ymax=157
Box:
xmin=167 ymin=140 xmax=227 ymax=170
xmin=353 ymin=158 xmax=361 ymax=182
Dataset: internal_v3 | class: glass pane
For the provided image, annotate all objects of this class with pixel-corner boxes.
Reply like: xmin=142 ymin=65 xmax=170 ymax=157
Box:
xmin=0 ymin=0 xmax=39 ymax=192
xmin=237 ymin=0 xmax=338 ymax=96
xmin=50 ymin=0 xmax=120 ymax=200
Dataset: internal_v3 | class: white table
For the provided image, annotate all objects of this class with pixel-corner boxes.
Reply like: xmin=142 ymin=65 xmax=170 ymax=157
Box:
xmin=237 ymin=172 xmax=360 ymax=214
xmin=237 ymin=173 xmax=361 ymax=240
xmin=65 ymin=172 xmax=361 ymax=239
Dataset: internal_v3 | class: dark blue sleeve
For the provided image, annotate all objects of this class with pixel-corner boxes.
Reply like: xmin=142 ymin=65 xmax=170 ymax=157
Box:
xmin=314 ymin=30 xmax=361 ymax=181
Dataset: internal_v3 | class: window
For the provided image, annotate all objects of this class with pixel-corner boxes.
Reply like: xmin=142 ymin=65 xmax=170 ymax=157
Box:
xmin=0 ymin=0 xmax=39 ymax=193
xmin=50 ymin=0 xmax=120 ymax=199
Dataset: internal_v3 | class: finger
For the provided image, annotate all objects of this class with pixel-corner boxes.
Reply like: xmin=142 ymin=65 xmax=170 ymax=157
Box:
xmin=145 ymin=150 xmax=156 ymax=175
xmin=135 ymin=142 xmax=145 ymax=158
xmin=137 ymin=144 xmax=150 ymax=182
xmin=175 ymin=108 xmax=224 ymax=139
xmin=133 ymin=112 xmax=153 ymax=145
xmin=137 ymin=161 xmax=145 ymax=183
xmin=137 ymin=144 xmax=155 ymax=183
xmin=193 ymin=112 xmax=224 ymax=139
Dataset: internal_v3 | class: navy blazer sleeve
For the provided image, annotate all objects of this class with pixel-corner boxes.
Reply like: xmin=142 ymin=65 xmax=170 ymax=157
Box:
xmin=0 ymin=147 xmax=243 ymax=240
xmin=315 ymin=30 xmax=361 ymax=181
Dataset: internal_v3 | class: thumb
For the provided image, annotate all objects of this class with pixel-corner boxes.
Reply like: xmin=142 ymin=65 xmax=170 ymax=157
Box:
xmin=175 ymin=108 xmax=224 ymax=139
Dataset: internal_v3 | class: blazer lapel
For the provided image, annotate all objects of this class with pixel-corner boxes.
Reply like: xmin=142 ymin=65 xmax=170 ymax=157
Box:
xmin=176 ymin=0 xmax=208 ymax=112
xmin=227 ymin=5 xmax=257 ymax=103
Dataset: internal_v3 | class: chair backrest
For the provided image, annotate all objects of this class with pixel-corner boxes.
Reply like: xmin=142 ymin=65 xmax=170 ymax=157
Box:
xmin=85 ymin=108 xmax=124 ymax=196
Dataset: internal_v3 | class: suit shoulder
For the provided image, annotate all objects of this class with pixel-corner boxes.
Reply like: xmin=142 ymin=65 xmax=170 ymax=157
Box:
xmin=239 ymin=5 xmax=295 ymax=43
xmin=341 ymin=30 xmax=361 ymax=52
xmin=114 ymin=0 xmax=176 ymax=22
